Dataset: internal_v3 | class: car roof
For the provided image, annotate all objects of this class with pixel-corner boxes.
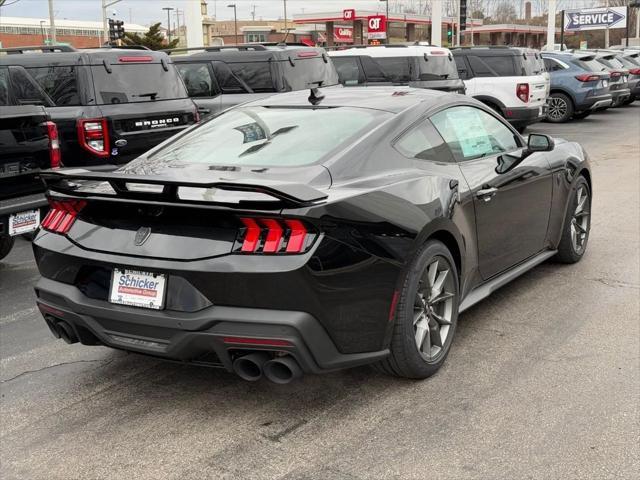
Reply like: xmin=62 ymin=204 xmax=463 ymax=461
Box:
xmin=170 ymin=45 xmax=326 ymax=62
xmin=451 ymin=46 xmax=525 ymax=56
xmin=328 ymin=45 xmax=452 ymax=58
xmin=244 ymin=86 xmax=457 ymax=114
xmin=0 ymin=48 xmax=169 ymax=66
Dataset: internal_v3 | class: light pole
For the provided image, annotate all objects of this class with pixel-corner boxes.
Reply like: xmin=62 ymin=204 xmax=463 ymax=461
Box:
xmin=163 ymin=7 xmax=174 ymax=42
xmin=40 ymin=20 xmax=47 ymax=44
xmin=102 ymin=0 xmax=122 ymax=44
xmin=379 ymin=0 xmax=389 ymax=44
xmin=48 ymin=0 xmax=56 ymax=44
xmin=228 ymin=4 xmax=238 ymax=45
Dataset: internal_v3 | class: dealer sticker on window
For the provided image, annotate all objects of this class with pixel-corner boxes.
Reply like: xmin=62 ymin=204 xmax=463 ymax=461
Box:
xmin=8 ymin=209 xmax=40 ymax=236
xmin=109 ymin=269 xmax=167 ymax=310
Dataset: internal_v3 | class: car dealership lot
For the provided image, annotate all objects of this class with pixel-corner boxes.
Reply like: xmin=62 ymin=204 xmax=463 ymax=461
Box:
xmin=1 ymin=105 xmax=639 ymax=480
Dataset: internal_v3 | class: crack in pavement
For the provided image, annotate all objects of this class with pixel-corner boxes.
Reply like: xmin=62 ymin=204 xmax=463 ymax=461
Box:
xmin=261 ymin=419 xmax=308 ymax=443
xmin=1 ymin=358 xmax=112 ymax=384
xmin=589 ymin=277 xmax=640 ymax=290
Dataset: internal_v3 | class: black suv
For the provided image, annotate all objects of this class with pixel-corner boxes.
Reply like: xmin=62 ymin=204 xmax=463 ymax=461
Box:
xmin=0 ymin=46 xmax=198 ymax=168
xmin=1 ymin=65 xmax=59 ymax=259
xmin=168 ymin=44 xmax=339 ymax=117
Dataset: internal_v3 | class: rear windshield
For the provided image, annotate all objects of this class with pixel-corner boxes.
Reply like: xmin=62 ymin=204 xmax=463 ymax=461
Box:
xmin=90 ymin=63 xmax=188 ymax=104
xmin=147 ymin=106 xmax=389 ymax=167
xmin=417 ymin=55 xmax=459 ymax=80
xmin=212 ymin=61 xmax=276 ymax=93
xmin=598 ymin=56 xmax=625 ymax=69
xmin=282 ymin=56 xmax=339 ymax=90
xmin=573 ymin=58 xmax=608 ymax=72
xmin=520 ymin=53 xmax=546 ymax=75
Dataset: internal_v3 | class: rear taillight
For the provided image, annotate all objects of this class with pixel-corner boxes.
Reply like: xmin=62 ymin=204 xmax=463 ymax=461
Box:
xmin=194 ymin=107 xmax=201 ymax=123
xmin=629 ymin=68 xmax=640 ymax=75
xmin=41 ymin=199 xmax=86 ymax=234
xmin=516 ymin=83 xmax=529 ymax=103
xmin=574 ymin=73 xmax=601 ymax=82
xmin=118 ymin=56 xmax=153 ymax=63
xmin=77 ymin=118 xmax=110 ymax=158
xmin=44 ymin=121 xmax=61 ymax=169
xmin=237 ymin=217 xmax=313 ymax=254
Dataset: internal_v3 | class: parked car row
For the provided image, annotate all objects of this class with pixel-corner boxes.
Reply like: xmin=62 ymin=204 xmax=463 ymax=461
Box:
xmin=2 ymin=40 xmax=600 ymax=384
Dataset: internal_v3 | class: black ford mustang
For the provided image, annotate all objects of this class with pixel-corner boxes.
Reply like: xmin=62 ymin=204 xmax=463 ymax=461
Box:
xmin=33 ymin=87 xmax=592 ymax=383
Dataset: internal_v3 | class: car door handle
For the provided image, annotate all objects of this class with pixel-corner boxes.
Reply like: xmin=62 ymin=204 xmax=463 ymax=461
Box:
xmin=197 ymin=108 xmax=211 ymax=114
xmin=476 ymin=187 xmax=498 ymax=201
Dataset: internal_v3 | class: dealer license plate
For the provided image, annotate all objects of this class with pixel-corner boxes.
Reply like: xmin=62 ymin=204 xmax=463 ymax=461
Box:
xmin=8 ymin=209 xmax=40 ymax=236
xmin=109 ymin=269 xmax=167 ymax=310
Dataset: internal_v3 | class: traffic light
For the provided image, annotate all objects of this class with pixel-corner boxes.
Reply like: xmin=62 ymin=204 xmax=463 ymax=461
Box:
xmin=447 ymin=26 xmax=453 ymax=44
xmin=108 ymin=18 xmax=125 ymax=43
xmin=460 ymin=0 xmax=467 ymax=32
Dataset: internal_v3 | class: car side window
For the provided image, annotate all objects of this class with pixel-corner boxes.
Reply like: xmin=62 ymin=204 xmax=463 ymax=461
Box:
xmin=467 ymin=55 xmax=516 ymax=77
xmin=454 ymin=56 xmax=470 ymax=79
xmin=544 ymin=58 xmax=564 ymax=72
xmin=27 ymin=66 xmax=79 ymax=106
xmin=0 ymin=67 xmax=9 ymax=105
xmin=8 ymin=67 xmax=51 ymax=105
xmin=176 ymin=62 xmax=221 ymax=97
xmin=394 ymin=119 xmax=456 ymax=163
xmin=431 ymin=106 xmax=520 ymax=161
xmin=332 ymin=57 xmax=365 ymax=85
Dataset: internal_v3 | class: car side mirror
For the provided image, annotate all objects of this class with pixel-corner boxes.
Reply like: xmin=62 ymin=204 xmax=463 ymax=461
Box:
xmin=527 ymin=133 xmax=555 ymax=152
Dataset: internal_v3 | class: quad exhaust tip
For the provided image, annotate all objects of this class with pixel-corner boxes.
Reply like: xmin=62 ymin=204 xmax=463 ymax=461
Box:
xmin=263 ymin=356 xmax=302 ymax=384
xmin=232 ymin=352 xmax=271 ymax=382
xmin=232 ymin=352 xmax=302 ymax=384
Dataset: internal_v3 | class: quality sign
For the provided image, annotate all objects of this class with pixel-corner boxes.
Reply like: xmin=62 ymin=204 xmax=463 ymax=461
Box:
xmin=564 ymin=6 xmax=627 ymax=32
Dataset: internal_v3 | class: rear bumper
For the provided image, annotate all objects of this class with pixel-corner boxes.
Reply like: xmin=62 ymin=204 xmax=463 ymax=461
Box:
xmin=504 ymin=104 xmax=547 ymax=127
xmin=34 ymin=276 xmax=389 ymax=374
xmin=0 ymin=193 xmax=47 ymax=236
xmin=574 ymin=93 xmax=613 ymax=112
xmin=610 ymin=88 xmax=631 ymax=105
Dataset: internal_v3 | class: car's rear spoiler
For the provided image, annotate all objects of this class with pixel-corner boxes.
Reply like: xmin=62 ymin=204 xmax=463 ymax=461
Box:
xmin=41 ymin=170 xmax=328 ymax=207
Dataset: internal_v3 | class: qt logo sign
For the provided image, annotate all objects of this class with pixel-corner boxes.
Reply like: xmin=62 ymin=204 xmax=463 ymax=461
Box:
xmin=367 ymin=15 xmax=387 ymax=38
xmin=343 ymin=9 xmax=355 ymax=21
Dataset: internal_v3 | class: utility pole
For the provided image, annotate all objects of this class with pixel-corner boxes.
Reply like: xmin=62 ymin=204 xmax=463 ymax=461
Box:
xmin=228 ymin=4 xmax=238 ymax=45
xmin=163 ymin=7 xmax=174 ymax=42
xmin=431 ymin=0 xmax=442 ymax=46
xmin=251 ymin=5 xmax=256 ymax=21
xmin=283 ymin=0 xmax=287 ymax=34
xmin=102 ymin=0 xmax=122 ymax=44
xmin=546 ymin=0 xmax=556 ymax=51
xmin=48 ymin=0 xmax=56 ymax=44
xmin=456 ymin=0 xmax=461 ymax=47
xmin=604 ymin=0 xmax=609 ymax=48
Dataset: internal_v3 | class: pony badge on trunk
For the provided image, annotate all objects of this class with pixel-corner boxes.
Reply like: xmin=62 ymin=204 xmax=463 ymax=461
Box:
xmin=134 ymin=227 xmax=151 ymax=246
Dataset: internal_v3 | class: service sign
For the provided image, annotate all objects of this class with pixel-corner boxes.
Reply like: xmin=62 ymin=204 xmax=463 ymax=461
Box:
xmin=564 ymin=7 xmax=627 ymax=32
xmin=334 ymin=26 xmax=354 ymax=43
xmin=367 ymin=15 xmax=387 ymax=40
xmin=343 ymin=9 xmax=355 ymax=21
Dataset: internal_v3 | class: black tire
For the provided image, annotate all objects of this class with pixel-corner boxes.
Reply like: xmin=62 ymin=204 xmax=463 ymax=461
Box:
xmin=572 ymin=111 xmax=591 ymax=120
xmin=375 ymin=240 xmax=460 ymax=379
xmin=0 ymin=235 xmax=15 ymax=261
xmin=547 ymin=93 xmax=574 ymax=123
xmin=555 ymin=176 xmax=591 ymax=264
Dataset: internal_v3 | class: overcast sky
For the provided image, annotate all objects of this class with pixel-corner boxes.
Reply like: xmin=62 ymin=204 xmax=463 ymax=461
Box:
xmin=0 ymin=0 xmax=393 ymax=26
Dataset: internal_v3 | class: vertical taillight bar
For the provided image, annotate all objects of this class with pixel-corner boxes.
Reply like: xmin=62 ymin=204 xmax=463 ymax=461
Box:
xmin=77 ymin=118 xmax=110 ymax=158
xmin=44 ymin=121 xmax=61 ymax=169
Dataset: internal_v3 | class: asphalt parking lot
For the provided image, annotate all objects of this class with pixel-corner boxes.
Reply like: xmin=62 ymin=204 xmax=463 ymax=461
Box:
xmin=1 ymin=105 xmax=639 ymax=480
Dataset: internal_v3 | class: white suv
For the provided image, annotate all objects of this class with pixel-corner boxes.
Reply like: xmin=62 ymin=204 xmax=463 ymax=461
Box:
xmin=452 ymin=47 xmax=550 ymax=132
xmin=328 ymin=45 xmax=465 ymax=94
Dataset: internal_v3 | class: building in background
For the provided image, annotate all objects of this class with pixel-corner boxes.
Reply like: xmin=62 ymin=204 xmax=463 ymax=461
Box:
xmin=0 ymin=16 xmax=147 ymax=48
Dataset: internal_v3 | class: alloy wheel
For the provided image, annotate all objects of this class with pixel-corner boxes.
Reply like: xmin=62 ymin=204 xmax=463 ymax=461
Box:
xmin=548 ymin=97 xmax=568 ymax=121
xmin=570 ymin=185 xmax=590 ymax=254
xmin=413 ymin=256 xmax=456 ymax=361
